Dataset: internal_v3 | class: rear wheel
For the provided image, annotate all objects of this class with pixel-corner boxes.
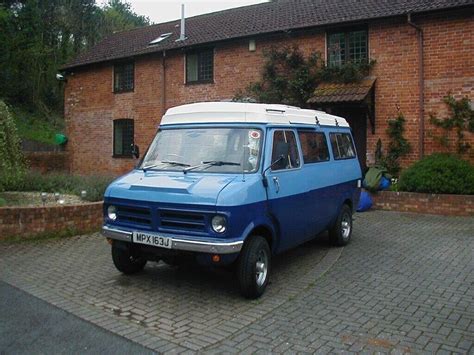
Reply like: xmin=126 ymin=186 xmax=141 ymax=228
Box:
xmin=329 ymin=204 xmax=353 ymax=246
xmin=237 ymin=236 xmax=271 ymax=299
xmin=111 ymin=241 xmax=147 ymax=274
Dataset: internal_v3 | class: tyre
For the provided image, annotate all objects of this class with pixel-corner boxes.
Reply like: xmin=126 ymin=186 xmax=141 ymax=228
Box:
xmin=111 ymin=241 xmax=147 ymax=274
xmin=329 ymin=204 xmax=353 ymax=246
xmin=237 ymin=235 xmax=271 ymax=299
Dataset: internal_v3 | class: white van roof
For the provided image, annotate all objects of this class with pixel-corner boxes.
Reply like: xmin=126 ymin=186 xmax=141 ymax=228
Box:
xmin=161 ymin=102 xmax=350 ymax=128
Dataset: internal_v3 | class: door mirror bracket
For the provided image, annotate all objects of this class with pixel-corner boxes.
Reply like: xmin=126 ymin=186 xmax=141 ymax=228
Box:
xmin=262 ymin=155 xmax=285 ymax=187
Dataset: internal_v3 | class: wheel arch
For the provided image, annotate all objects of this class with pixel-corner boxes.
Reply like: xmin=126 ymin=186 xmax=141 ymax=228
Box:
xmin=250 ymin=225 xmax=274 ymax=250
xmin=343 ymin=198 xmax=353 ymax=212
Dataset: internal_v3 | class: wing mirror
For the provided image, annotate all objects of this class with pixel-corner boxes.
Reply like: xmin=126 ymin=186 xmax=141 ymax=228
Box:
xmin=131 ymin=144 xmax=140 ymax=159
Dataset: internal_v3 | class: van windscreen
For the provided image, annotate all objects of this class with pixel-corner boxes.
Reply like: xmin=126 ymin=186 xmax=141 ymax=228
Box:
xmin=141 ymin=127 xmax=263 ymax=173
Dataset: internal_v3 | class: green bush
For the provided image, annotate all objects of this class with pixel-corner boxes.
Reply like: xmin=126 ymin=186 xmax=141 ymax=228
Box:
xmin=399 ymin=154 xmax=474 ymax=195
xmin=0 ymin=100 xmax=26 ymax=191
xmin=2 ymin=172 xmax=114 ymax=202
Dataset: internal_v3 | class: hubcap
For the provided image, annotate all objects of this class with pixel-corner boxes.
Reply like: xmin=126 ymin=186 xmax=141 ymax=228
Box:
xmin=341 ymin=213 xmax=351 ymax=239
xmin=255 ymin=250 xmax=268 ymax=287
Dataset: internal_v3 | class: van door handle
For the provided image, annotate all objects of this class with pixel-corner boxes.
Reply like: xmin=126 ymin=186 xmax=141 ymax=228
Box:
xmin=272 ymin=177 xmax=280 ymax=193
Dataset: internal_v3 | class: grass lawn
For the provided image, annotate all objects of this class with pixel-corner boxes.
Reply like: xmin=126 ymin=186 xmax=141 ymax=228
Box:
xmin=12 ymin=105 xmax=64 ymax=145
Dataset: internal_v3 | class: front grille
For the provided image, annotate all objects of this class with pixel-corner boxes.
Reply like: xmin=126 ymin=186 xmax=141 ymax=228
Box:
xmin=159 ymin=209 xmax=206 ymax=232
xmin=116 ymin=205 xmax=152 ymax=227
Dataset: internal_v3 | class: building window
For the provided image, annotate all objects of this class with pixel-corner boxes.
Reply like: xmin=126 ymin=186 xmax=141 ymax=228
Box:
xmin=329 ymin=133 xmax=356 ymax=160
xmin=186 ymin=49 xmax=214 ymax=84
xmin=327 ymin=29 xmax=367 ymax=67
xmin=114 ymin=62 xmax=134 ymax=92
xmin=298 ymin=131 xmax=330 ymax=163
xmin=113 ymin=119 xmax=134 ymax=157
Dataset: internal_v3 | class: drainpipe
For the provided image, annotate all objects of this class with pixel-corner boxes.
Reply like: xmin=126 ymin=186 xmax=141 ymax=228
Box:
xmin=407 ymin=13 xmax=425 ymax=159
xmin=161 ymin=50 xmax=167 ymax=117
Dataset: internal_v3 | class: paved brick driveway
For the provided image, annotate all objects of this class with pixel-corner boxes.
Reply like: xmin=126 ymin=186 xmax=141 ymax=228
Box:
xmin=0 ymin=211 xmax=473 ymax=353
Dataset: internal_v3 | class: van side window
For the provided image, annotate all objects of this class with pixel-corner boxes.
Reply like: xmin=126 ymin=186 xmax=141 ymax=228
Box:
xmin=330 ymin=133 xmax=356 ymax=160
xmin=298 ymin=131 xmax=330 ymax=163
xmin=271 ymin=130 xmax=300 ymax=170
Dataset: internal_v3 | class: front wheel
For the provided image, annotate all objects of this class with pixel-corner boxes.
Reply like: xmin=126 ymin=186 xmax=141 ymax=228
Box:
xmin=329 ymin=204 xmax=353 ymax=246
xmin=111 ymin=241 xmax=147 ymax=274
xmin=237 ymin=236 xmax=271 ymax=299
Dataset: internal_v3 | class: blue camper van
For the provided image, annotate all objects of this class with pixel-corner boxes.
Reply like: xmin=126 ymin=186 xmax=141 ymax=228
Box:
xmin=102 ymin=102 xmax=362 ymax=298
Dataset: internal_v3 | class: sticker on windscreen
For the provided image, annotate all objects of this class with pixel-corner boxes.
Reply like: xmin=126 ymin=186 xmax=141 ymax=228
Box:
xmin=249 ymin=130 xmax=261 ymax=139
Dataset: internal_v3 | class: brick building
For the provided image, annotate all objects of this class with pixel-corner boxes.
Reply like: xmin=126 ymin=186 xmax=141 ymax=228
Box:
xmin=62 ymin=0 xmax=474 ymax=175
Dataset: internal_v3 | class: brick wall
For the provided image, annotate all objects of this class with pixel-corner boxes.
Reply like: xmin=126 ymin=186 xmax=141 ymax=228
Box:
xmin=26 ymin=152 xmax=70 ymax=173
xmin=0 ymin=202 xmax=103 ymax=239
xmin=371 ymin=191 xmax=474 ymax=217
xmin=65 ymin=9 xmax=473 ymax=175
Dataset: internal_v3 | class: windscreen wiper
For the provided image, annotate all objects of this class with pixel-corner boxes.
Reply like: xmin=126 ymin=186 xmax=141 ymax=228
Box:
xmin=183 ymin=160 xmax=240 ymax=174
xmin=142 ymin=160 xmax=190 ymax=172
xmin=160 ymin=160 xmax=190 ymax=167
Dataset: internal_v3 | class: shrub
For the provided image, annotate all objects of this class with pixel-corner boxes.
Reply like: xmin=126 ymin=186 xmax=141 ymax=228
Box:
xmin=234 ymin=46 xmax=376 ymax=107
xmin=2 ymin=172 xmax=114 ymax=202
xmin=399 ymin=154 xmax=474 ymax=195
xmin=374 ymin=112 xmax=411 ymax=176
xmin=0 ymin=100 xmax=26 ymax=191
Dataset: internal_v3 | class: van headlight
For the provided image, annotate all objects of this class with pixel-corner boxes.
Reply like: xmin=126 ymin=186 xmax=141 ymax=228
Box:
xmin=107 ymin=205 xmax=117 ymax=221
xmin=211 ymin=215 xmax=227 ymax=233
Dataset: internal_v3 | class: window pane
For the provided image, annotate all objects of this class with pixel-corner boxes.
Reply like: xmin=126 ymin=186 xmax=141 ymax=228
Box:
xmin=186 ymin=53 xmax=198 ymax=82
xmin=114 ymin=62 xmax=134 ymax=92
xmin=328 ymin=29 xmax=367 ymax=66
xmin=114 ymin=123 xmax=123 ymax=155
xmin=122 ymin=63 xmax=134 ymax=91
xmin=114 ymin=119 xmax=134 ymax=157
xmin=271 ymin=130 xmax=300 ymax=170
xmin=141 ymin=128 xmax=262 ymax=173
xmin=330 ymin=133 xmax=356 ymax=160
xmin=338 ymin=133 xmax=356 ymax=158
xmin=328 ymin=33 xmax=345 ymax=67
xmin=298 ymin=131 xmax=329 ymax=163
xmin=349 ymin=30 xmax=367 ymax=63
xmin=198 ymin=50 xmax=213 ymax=81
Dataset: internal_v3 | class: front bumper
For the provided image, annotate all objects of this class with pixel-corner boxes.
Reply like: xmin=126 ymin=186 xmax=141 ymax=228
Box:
xmin=102 ymin=225 xmax=243 ymax=254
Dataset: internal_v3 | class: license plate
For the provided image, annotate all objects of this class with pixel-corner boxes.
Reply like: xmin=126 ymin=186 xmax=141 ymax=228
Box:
xmin=132 ymin=232 xmax=172 ymax=249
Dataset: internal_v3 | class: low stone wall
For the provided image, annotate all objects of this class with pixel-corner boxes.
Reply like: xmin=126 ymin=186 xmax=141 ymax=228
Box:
xmin=0 ymin=201 xmax=103 ymax=239
xmin=371 ymin=191 xmax=474 ymax=216
xmin=25 ymin=152 xmax=70 ymax=174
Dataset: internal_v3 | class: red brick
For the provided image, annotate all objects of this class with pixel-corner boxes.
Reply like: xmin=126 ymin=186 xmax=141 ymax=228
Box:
xmin=64 ymin=10 xmax=473 ymax=175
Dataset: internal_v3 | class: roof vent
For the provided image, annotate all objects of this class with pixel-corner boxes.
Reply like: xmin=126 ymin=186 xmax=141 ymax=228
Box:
xmin=149 ymin=33 xmax=172 ymax=45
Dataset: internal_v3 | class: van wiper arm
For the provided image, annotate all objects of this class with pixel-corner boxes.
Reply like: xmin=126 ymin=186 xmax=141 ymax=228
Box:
xmin=183 ymin=160 xmax=240 ymax=173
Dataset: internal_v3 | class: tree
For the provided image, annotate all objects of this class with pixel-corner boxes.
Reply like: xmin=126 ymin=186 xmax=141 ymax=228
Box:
xmin=100 ymin=0 xmax=149 ymax=36
xmin=0 ymin=0 xmax=150 ymax=117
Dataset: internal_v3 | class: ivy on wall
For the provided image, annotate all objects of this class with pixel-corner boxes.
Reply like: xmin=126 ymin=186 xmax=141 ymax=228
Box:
xmin=0 ymin=100 xmax=26 ymax=191
xmin=234 ymin=46 xmax=375 ymax=107
xmin=374 ymin=111 xmax=411 ymax=176
xmin=429 ymin=95 xmax=474 ymax=155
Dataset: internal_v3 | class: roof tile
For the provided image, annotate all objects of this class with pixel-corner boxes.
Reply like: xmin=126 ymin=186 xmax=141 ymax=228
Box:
xmin=63 ymin=0 xmax=474 ymax=70
xmin=307 ymin=78 xmax=376 ymax=103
